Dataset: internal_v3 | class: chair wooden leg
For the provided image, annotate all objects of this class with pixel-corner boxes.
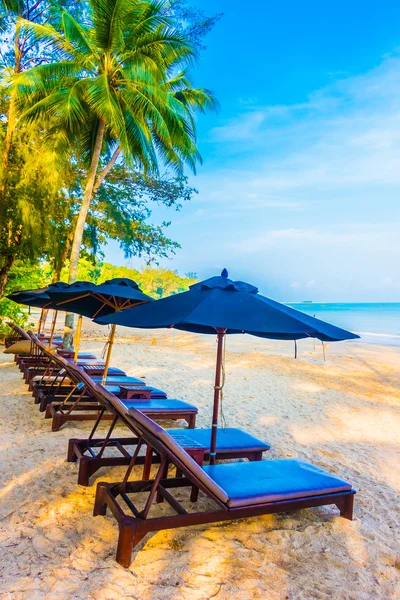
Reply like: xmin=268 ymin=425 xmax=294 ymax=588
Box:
xmin=116 ymin=518 xmax=143 ymax=568
xmin=190 ymin=485 xmax=199 ymax=502
xmin=67 ymin=439 xmax=78 ymax=462
xmin=78 ymin=457 xmax=92 ymax=487
xmin=156 ymin=460 xmax=169 ymax=504
xmin=93 ymin=482 xmax=108 ymax=516
xmin=340 ymin=493 xmax=354 ymax=520
xmin=52 ymin=413 xmax=63 ymax=432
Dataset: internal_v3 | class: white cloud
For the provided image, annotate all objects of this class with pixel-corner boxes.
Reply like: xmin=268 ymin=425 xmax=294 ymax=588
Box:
xmin=209 ymin=111 xmax=266 ymax=141
xmin=107 ymin=53 xmax=400 ymax=300
xmin=207 ymin=54 xmax=400 ymax=189
xmin=227 ymin=225 xmax=398 ymax=255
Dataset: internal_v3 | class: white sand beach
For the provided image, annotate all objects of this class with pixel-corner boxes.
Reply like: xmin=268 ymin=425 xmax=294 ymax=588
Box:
xmin=0 ymin=322 xmax=399 ymax=599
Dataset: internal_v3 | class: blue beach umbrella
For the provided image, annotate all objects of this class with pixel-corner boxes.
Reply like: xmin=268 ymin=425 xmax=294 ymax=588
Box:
xmin=48 ymin=278 xmax=153 ymax=377
xmin=47 ymin=278 xmax=151 ymax=320
xmin=8 ymin=282 xmax=70 ymax=336
xmin=96 ymin=269 xmax=359 ymax=463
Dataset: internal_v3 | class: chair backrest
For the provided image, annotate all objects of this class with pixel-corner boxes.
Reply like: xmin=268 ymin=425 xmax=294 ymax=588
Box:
xmin=65 ymin=367 xmax=142 ymax=426
xmin=124 ymin=406 xmax=229 ymax=505
xmin=86 ymin=380 xmax=229 ymax=505
xmin=9 ymin=323 xmax=30 ymax=340
xmin=25 ymin=338 xmax=230 ymax=506
xmin=60 ymin=375 xmax=229 ymax=505
xmin=28 ymin=332 xmax=73 ymax=377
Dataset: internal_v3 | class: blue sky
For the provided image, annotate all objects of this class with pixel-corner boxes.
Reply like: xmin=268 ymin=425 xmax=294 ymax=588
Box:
xmin=105 ymin=0 xmax=400 ymax=301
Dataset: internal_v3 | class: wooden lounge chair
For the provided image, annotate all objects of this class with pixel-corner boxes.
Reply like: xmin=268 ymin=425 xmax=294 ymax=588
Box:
xmin=57 ymin=350 xmax=98 ymax=359
xmin=18 ymin=331 xmax=125 ymax=383
xmin=30 ymin=374 xmax=146 ymax=402
xmin=24 ymin=331 xmax=125 ymax=379
xmin=39 ymin=383 xmax=167 ymax=413
xmin=27 ymin=335 xmax=198 ymax=432
xmin=66 ymin=376 xmax=270 ymax=486
xmin=93 ymin=404 xmax=355 ymax=567
xmin=5 ymin=323 xmax=62 ymax=354
xmin=57 ymin=357 xmax=198 ymax=431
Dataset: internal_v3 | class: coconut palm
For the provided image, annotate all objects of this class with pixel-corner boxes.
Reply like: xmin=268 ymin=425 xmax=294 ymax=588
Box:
xmin=15 ymin=0 xmax=216 ymax=346
xmin=16 ymin=0 xmax=216 ymax=285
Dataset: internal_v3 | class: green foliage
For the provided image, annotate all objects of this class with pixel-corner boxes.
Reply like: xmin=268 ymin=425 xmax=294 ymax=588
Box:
xmin=89 ymin=167 xmax=197 ymax=261
xmin=135 ymin=267 xmax=197 ymax=298
xmin=166 ymin=0 xmax=222 ymax=50
xmin=0 ymin=120 xmax=67 ymax=268
xmin=99 ymin=262 xmax=197 ymax=298
xmin=58 ymin=258 xmax=197 ymax=297
xmin=0 ymin=0 xmax=220 ymax=298
xmin=58 ymin=258 xmax=102 ymax=283
xmin=0 ymin=297 xmax=34 ymax=340
xmin=0 ymin=259 xmax=49 ymax=339
xmin=46 ymin=158 xmax=198 ymax=273
xmin=4 ymin=260 xmax=52 ymax=293
xmin=17 ymin=0 xmax=218 ymax=175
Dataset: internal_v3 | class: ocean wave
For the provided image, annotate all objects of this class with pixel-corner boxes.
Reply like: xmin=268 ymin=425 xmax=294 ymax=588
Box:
xmin=357 ymin=331 xmax=400 ymax=339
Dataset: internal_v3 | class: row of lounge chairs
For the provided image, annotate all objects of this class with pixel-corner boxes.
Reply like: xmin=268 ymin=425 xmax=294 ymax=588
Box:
xmin=7 ymin=322 xmax=355 ymax=568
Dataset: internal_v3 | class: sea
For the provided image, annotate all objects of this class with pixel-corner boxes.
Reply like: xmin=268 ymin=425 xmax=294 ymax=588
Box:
xmin=288 ymin=303 xmax=400 ymax=347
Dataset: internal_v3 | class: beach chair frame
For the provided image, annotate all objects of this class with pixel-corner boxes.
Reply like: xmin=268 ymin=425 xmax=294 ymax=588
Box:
xmin=27 ymin=333 xmax=198 ymax=432
xmin=67 ymin=373 xmax=268 ymax=486
xmin=92 ymin=401 xmax=355 ymax=567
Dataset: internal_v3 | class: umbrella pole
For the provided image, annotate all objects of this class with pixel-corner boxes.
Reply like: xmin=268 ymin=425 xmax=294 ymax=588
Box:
xmin=42 ymin=309 xmax=49 ymax=333
xmin=210 ymin=329 xmax=226 ymax=466
xmin=73 ymin=315 xmax=83 ymax=364
xmin=102 ymin=324 xmax=116 ymax=385
xmin=37 ymin=309 xmax=44 ymax=334
xmin=49 ymin=310 xmax=58 ymax=347
xmin=38 ymin=308 xmax=47 ymax=334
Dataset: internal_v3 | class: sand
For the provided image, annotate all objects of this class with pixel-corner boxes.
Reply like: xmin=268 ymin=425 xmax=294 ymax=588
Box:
xmin=0 ymin=320 xmax=399 ymax=600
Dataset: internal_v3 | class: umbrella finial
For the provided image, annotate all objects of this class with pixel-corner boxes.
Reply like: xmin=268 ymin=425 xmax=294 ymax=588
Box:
xmin=221 ymin=268 xmax=229 ymax=278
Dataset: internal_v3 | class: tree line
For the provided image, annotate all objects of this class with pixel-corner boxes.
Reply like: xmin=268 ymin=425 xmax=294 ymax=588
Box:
xmin=0 ymin=258 xmax=198 ymax=339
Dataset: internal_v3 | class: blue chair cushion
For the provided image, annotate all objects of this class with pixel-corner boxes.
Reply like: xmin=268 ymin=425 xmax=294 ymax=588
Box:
xmin=82 ymin=365 xmax=126 ymax=376
xmin=123 ymin=398 xmax=198 ymax=412
xmin=166 ymin=427 xmax=270 ymax=453
xmin=146 ymin=387 xmax=167 ymax=399
xmin=92 ymin=376 xmax=145 ymax=385
xmin=75 ymin=359 xmax=105 ymax=365
xmin=203 ymin=459 xmax=353 ymax=508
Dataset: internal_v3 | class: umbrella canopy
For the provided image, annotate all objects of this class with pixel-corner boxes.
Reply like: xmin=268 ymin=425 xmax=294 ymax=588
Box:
xmin=47 ymin=277 xmax=153 ymax=377
xmin=95 ymin=269 xmax=358 ymax=342
xmin=7 ymin=282 xmax=70 ymax=309
xmin=7 ymin=282 xmax=71 ymax=336
xmin=96 ymin=269 xmax=359 ymax=463
xmin=47 ymin=278 xmax=152 ymax=319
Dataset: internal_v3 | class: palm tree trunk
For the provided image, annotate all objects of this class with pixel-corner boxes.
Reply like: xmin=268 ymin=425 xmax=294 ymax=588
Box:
xmin=63 ymin=120 xmax=105 ymax=348
xmin=92 ymin=146 xmax=121 ymax=195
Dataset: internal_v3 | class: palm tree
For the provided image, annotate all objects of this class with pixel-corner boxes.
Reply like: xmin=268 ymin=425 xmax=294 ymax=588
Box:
xmin=16 ymin=0 xmax=216 ymax=345
xmin=16 ymin=0 xmax=215 ymax=280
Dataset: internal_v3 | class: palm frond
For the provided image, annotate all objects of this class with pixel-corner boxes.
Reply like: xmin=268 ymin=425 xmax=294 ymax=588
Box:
xmin=16 ymin=0 xmax=215 ymax=175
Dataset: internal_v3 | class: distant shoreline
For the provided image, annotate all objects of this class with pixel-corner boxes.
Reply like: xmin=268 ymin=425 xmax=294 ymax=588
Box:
xmin=288 ymin=302 xmax=400 ymax=343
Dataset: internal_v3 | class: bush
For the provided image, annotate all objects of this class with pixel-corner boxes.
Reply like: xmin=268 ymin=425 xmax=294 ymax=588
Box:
xmin=0 ymin=298 xmax=34 ymax=342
